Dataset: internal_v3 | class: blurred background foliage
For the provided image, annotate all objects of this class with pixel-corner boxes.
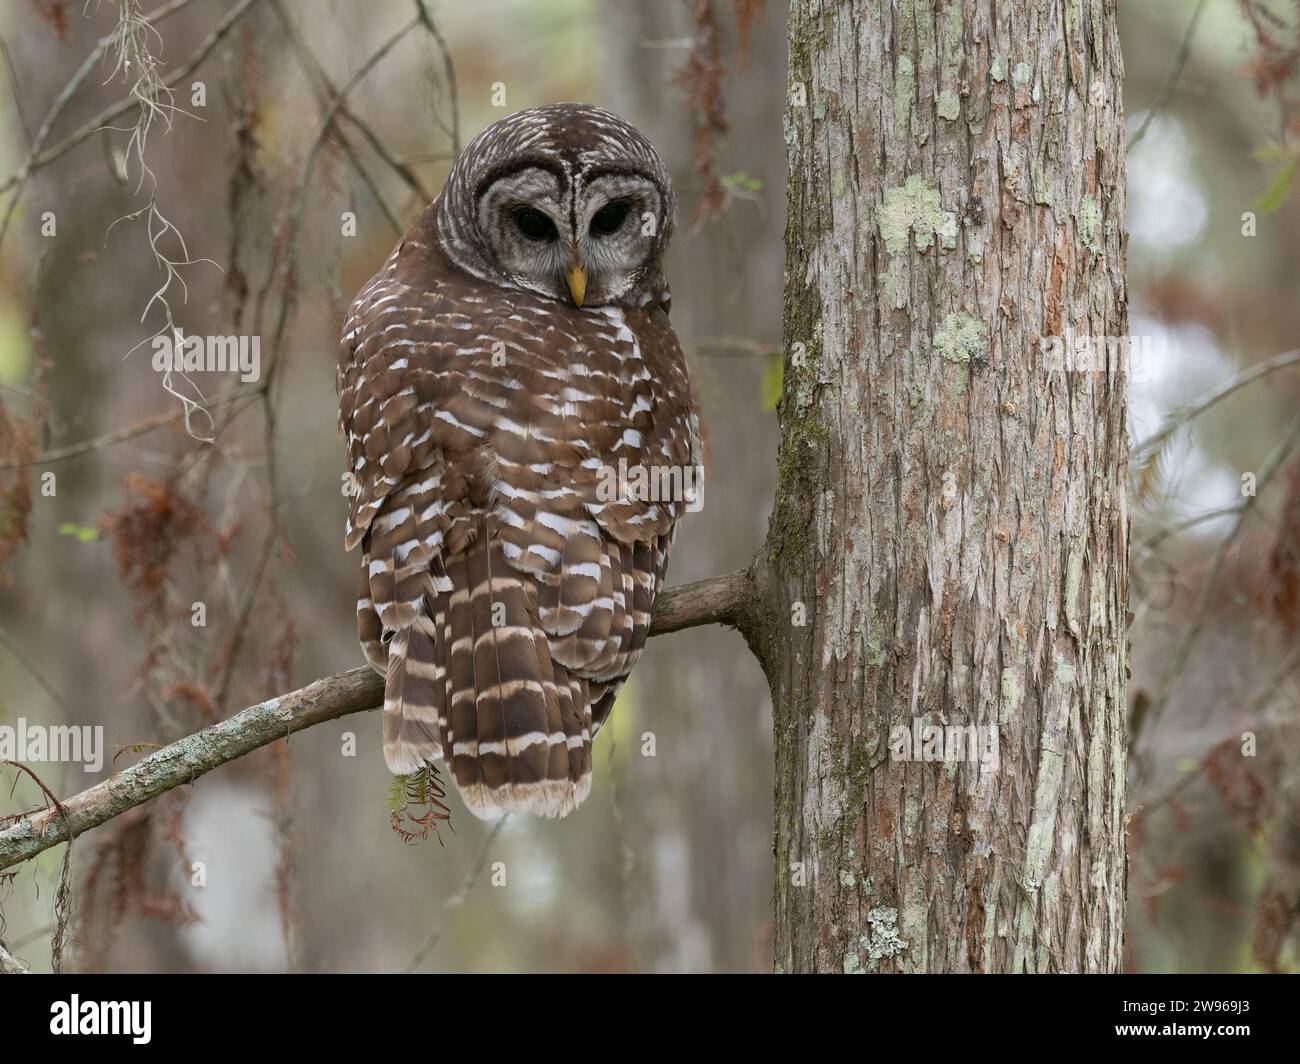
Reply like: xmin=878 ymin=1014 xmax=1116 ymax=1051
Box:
xmin=0 ymin=0 xmax=1297 ymax=973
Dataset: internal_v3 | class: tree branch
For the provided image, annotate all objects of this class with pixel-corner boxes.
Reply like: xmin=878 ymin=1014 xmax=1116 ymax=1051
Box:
xmin=0 ymin=570 xmax=753 ymax=873
xmin=0 ymin=940 xmax=29 ymax=974
xmin=0 ymin=0 xmax=261 ymax=202
xmin=645 ymin=569 xmax=753 ymax=635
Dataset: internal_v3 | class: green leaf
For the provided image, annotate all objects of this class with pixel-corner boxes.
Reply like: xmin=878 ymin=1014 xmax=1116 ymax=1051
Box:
xmin=1253 ymin=160 xmax=1298 ymax=215
xmin=721 ymin=171 xmax=763 ymax=192
xmin=57 ymin=522 xmax=99 ymax=542
xmin=1251 ymin=144 xmax=1293 ymax=165
xmin=386 ymin=772 xmax=411 ymax=813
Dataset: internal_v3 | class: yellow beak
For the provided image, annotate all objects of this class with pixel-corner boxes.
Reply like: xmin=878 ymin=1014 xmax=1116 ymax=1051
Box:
xmin=565 ymin=262 xmax=587 ymax=308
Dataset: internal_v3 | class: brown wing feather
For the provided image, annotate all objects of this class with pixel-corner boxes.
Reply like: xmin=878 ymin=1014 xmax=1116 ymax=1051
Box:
xmin=338 ymin=225 xmax=699 ymax=819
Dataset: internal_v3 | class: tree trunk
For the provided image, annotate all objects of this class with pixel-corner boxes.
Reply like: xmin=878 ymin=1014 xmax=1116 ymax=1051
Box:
xmin=754 ymin=0 xmax=1129 ymax=972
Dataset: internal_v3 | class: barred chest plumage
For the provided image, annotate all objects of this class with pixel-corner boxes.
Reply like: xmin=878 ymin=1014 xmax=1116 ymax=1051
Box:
xmin=336 ymin=104 xmax=702 ymax=820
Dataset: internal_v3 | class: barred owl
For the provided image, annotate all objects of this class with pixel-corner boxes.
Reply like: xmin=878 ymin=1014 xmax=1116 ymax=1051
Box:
xmin=337 ymin=104 xmax=702 ymax=820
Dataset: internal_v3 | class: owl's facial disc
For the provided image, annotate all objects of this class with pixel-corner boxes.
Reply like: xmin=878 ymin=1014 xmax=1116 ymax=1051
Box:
xmin=477 ymin=167 xmax=572 ymax=303
xmin=573 ymin=173 xmax=663 ymax=306
xmin=477 ymin=167 xmax=664 ymax=307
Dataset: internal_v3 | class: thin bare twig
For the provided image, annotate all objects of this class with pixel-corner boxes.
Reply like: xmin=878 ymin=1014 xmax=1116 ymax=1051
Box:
xmin=403 ymin=817 xmax=507 ymax=972
xmin=412 ymin=0 xmax=460 ymax=156
xmin=212 ymin=527 xmax=277 ymax=711
xmin=1134 ymin=347 xmax=1300 ymax=468
xmin=1128 ymin=0 xmax=1210 ymax=150
xmin=1138 ymin=643 xmax=1300 ymax=818
xmin=0 ymin=628 xmax=72 ymax=723
xmin=0 ymin=940 xmax=29 ymax=973
xmin=274 ymin=1 xmax=431 ymax=203
xmin=5 ymin=922 xmax=54 ymax=953
xmin=1141 ymin=414 xmax=1300 ymax=743
xmin=2 ymin=761 xmax=74 ymax=972
xmin=1137 ymin=502 xmax=1247 ymax=551
xmin=0 ymin=0 xmax=211 ymax=244
xmin=261 ymin=7 xmax=422 ymax=398
xmin=270 ymin=0 xmax=409 ymax=233
xmin=0 ymin=0 xmax=259 ymax=199
xmin=0 ymin=37 xmax=32 ymax=143
xmin=0 ymin=390 xmax=247 ymax=470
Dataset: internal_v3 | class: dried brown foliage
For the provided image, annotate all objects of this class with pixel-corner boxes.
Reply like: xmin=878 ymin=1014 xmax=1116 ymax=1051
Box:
xmin=1269 ymin=458 xmax=1300 ymax=634
xmin=261 ymin=593 xmax=302 ymax=962
xmin=100 ymin=473 xmax=207 ymax=624
xmin=1252 ymin=724 xmax=1300 ymax=971
xmin=1179 ymin=723 xmax=1300 ymax=970
xmin=0 ymin=400 xmax=38 ymax=583
xmin=28 ymin=0 xmax=70 ymax=40
xmin=3 ymin=760 xmax=73 ymax=970
xmin=673 ymin=1 xmax=770 ymax=227
xmin=1240 ymin=0 xmax=1300 ymax=96
xmin=158 ymin=681 xmax=214 ymax=720
xmin=389 ymin=764 xmax=453 ymax=846
xmin=0 ymin=360 xmax=47 ymax=583
xmin=1239 ymin=0 xmax=1300 ymax=137
xmin=1203 ymin=740 xmax=1270 ymax=834
xmin=78 ymin=802 xmax=199 ymax=971
xmin=675 ymin=0 xmax=729 ymax=228
xmin=1253 ymin=883 xmax=1297 ymax=971
xmin=732 ymin=0 xmax=764 ymax=66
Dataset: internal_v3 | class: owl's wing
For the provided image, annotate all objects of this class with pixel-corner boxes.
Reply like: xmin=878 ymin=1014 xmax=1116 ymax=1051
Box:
xmin=488 ymin=298 xmax=702 ymax=741
xmin=338 ymin=238 xmax=701 ymax=819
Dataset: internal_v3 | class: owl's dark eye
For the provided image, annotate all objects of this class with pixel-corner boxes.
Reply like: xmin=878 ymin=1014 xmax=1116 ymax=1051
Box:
xmin=590 ymin=201 xmax=630 ymax=236
xmin=514 ymin=207 xmax=557 ymax=241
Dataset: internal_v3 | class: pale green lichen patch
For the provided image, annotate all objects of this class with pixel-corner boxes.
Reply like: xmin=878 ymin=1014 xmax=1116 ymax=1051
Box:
xmin=894 ymin=55 xmax=915 ymax=132
xmin=933 ymin=313 xmax=989 ymax=364
xmin=863 ymin=906 xmax=908 ymax=969
xmin=866 ymin=626 xmax=886 ymax=668
xmin=1012 ymin=61 xmax=1032 ymax=86
xmin=1088 ymin=565 xmax=1106 ymax=633
xmin=839 ymin=869 xmax=856 ymax=888
xmin=937 ymin=90 xmax=961 ymax=120
xmin=948 ymin=362 xmax=969 ymax=398
xmin=1000 ymin=667 xmax=1023 ymax=725
xmin=941 ymin=2 xmax=964 ymax=71
xmin=1004 ymin=142 xmax=1027 ymax=203
xmin=939 ymin=211 xmax=958 ymax=250
xmin=1079 ymin=194 xmax=1103 ymax=254
xmin=879 ymin=175 xmax=944 ymax=254
xmin=1064 ymin=548 xmax=1084 ymax=635
xmin=843 ymin=951 xmax=864 ymax=974
xmin=991 ymin=55 xmax=1007 ymax=82
xmin=1032 ymin=163 xmax=1052 ymax=207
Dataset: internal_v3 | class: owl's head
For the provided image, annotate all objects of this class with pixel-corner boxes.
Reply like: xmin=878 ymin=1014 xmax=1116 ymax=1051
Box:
xmin=432 ymin=104 xmax=676 ymax=308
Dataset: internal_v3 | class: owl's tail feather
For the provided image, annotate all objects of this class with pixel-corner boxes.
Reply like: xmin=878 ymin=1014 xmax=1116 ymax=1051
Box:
xmin=381 ymin=612 xmax=445 ymax=775
xmin=441 ymin=535 xmax=593 ymax=820
xmin=360 ymin=554 xmax=445 ymax=772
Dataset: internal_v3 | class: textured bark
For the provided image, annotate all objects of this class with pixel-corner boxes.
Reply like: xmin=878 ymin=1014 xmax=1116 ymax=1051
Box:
xmin=759 ymin=0 xmax=1129 ymax=972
